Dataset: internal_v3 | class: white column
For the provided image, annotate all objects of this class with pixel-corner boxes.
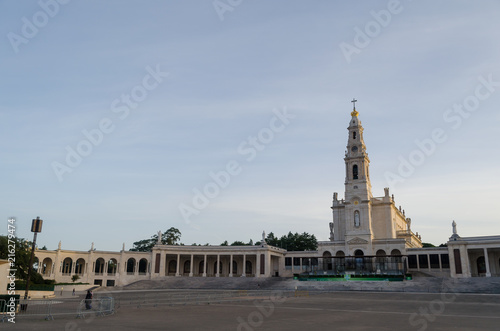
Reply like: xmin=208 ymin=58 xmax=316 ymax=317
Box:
xmin=484 ymin=248 xmax=492 ymax=277
xmin=460 ymin=246 xmax=471 ymax=277
xmin=256 ymin=254 xmax=261 ymax=277
xmin=175 ymin=253 xmax=180 ymax=276
xmin=203 ymin=254 xmax=207 ymax=277
xmin=427 ymin=254 xmax=431 ymax=271
xmin=189 ymin=254 xmax=194 ymax=277
xmin=216 ymin=254 xmax=220 ymax=277
xmin=159 ymin=251 xmax=166 ymax=277
xmin=229 ymin=254 xmax=233 ymax=277
xmin=242 ymin=254 xmax=246 ymax=277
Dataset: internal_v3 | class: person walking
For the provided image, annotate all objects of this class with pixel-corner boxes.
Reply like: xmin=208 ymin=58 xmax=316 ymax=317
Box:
xmin=85 ymin=290 xmax=93 ymax=310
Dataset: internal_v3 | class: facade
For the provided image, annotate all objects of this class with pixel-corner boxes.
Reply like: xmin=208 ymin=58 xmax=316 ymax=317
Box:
xmin=34 ymin=103 xmax=500 ymax=286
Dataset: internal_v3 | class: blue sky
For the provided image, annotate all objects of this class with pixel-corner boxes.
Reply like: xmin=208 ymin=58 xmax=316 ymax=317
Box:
xmin=1 ymin=0 xmax=499 ymax=251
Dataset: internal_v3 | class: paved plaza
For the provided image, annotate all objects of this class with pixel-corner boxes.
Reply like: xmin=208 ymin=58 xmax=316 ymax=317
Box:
xmin=4 ymin=290 xmax=500 ymax=330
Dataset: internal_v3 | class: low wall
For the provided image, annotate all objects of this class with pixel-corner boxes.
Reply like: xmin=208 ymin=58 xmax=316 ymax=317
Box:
xmin=15 ymin=290 xmax=55 ymax=299
xmin=54 ymin=284 xmax=96 ymax=293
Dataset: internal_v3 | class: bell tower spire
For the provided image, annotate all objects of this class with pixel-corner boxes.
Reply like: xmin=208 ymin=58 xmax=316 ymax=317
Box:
xmin=344 ymin=99 xmax=372 ymax=202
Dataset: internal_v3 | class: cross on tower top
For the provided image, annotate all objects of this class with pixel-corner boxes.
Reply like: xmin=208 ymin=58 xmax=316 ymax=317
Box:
xmin=351 ymin=98 xmax=359 ymax=117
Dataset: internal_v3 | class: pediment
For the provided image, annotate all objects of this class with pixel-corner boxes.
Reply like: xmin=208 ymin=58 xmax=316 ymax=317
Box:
xmin=347 ymin=237 xmax=368 ymax=245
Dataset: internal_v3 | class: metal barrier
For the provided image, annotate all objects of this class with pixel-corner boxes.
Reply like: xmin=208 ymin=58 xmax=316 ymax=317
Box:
xmin=16 ymin=299 xmax=55 ymax=320
xmin=1 ymin=296 xmax=115 ymax=321
xmin=76 ymin=297 xmax=115 ymax=318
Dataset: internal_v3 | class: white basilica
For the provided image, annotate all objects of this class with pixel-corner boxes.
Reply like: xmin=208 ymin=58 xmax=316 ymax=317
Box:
xmin=33 ymin=102 xmax=500 ymax=286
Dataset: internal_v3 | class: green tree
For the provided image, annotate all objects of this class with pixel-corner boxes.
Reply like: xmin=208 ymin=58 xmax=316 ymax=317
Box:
xmin=220 ymin=240 xmax=228 ymax=246
xmin=0 ymin=236 xmax=45 ymax=284
xmin=422 ymin=242 xmax=436 ymax=248
xmin=130 ymin=227 xmax=182 ymax=251
xmin=230 ymin=241 xmax=247 ymax=246
xmin=262 ymin=231 xmax=317 ymax=251
xmin=71 ymin=275 xmax=80 ymax=283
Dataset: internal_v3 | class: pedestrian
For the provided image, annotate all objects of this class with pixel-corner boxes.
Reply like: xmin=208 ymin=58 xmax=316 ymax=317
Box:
xmin=72 ymin=288 xmax=76 ymax=296
xmin=60 ymin=286 xmax=63 ymax=296
xmin=85 ymin=290 xmax=93 ymax=310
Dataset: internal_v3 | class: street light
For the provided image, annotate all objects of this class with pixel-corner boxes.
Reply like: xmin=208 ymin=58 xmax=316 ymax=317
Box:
xmin=24 ymin=216 xmax=43 ymax=300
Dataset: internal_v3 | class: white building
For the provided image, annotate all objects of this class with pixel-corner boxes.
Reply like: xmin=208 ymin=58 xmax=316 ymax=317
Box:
xmin=34 ymin=102 xmax=500 ymax=286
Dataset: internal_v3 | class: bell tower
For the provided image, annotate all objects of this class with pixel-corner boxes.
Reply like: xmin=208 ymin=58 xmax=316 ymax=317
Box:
xmin=344 ymin=98 xmax=372 ymax=202
xmin=335 ymin=99 xmax=374 ymax=250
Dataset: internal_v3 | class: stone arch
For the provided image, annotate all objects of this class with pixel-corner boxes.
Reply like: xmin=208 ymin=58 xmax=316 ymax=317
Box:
xmin=353 ymin=164 xmax=359 ymax=179
xmin=75 ymin=258 xmax=85 ymax=275
xmin=184 ymin=260 xmax=191 ymax=274
xmin=126 ymin=258 xmax=136 ymax=274
xmin=41 ymin=257 xmax=53 ymax=276
xmin=323 ymin=251 xmax=332 ymax=270
xmin=245 ymin=260 xmax=252 ymax=275
xmin=107 ymin=258 xmax=117 ymax=274
xmin=62 ymin=257 xmax=73 ymax=274
xmin=391 ymin=249 xmax=402 ymax=256
xmin=354 ymin=249 xmax=364 ymax=257
xmin=376 ymin=250 xmax=387 ymax=271
xmin=139 ymin=258 xmax=148 ymax=274
xmin=390 ymin=249 xmax=402 ymax=264
xmin=95 ymin=257 xmax=105 ymax=274
xmin=335 ymin=251 xmax=345 ymax=257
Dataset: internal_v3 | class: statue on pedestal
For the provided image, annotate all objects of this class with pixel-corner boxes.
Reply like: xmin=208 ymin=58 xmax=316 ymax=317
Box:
xmin=449 ymin=221 xmax=461 ymax=241
xmin=157 ymin=230 xmax=162 ymax=244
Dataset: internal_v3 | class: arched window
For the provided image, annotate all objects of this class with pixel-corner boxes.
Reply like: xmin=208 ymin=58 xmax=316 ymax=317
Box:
xmin=139 ymin=259 xmax=148 ymax=274
xmin=62 ymin=257 xmax=73 ymax=274
xmin=323 ymin=251 xmax=332 ymax=271
xmin=353 ymin=165 xmax=358 ymax=179
xmin=127 ymin=258 xmax=136 ymax=274
xmin=95 ymin=258 xmax=105 ymax=275
xmin=42 ymin=258 xmax=53 ymax=276
xmin=353 ymin=131 xmax=357 ymax=139
xmin=75 ymin=258 xmax=86 ymax=275
xmin=107 ymin=259 xmax=117 ymax=275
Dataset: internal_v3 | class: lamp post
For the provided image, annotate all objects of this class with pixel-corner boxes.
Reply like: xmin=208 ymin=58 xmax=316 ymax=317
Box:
xmin=24 ymin=216 xmax=43 ymax=300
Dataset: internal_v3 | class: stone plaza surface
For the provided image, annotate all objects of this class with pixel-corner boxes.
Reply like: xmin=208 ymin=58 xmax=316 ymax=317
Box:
xmin=4 ymin=285 xmax=500 ymax=330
